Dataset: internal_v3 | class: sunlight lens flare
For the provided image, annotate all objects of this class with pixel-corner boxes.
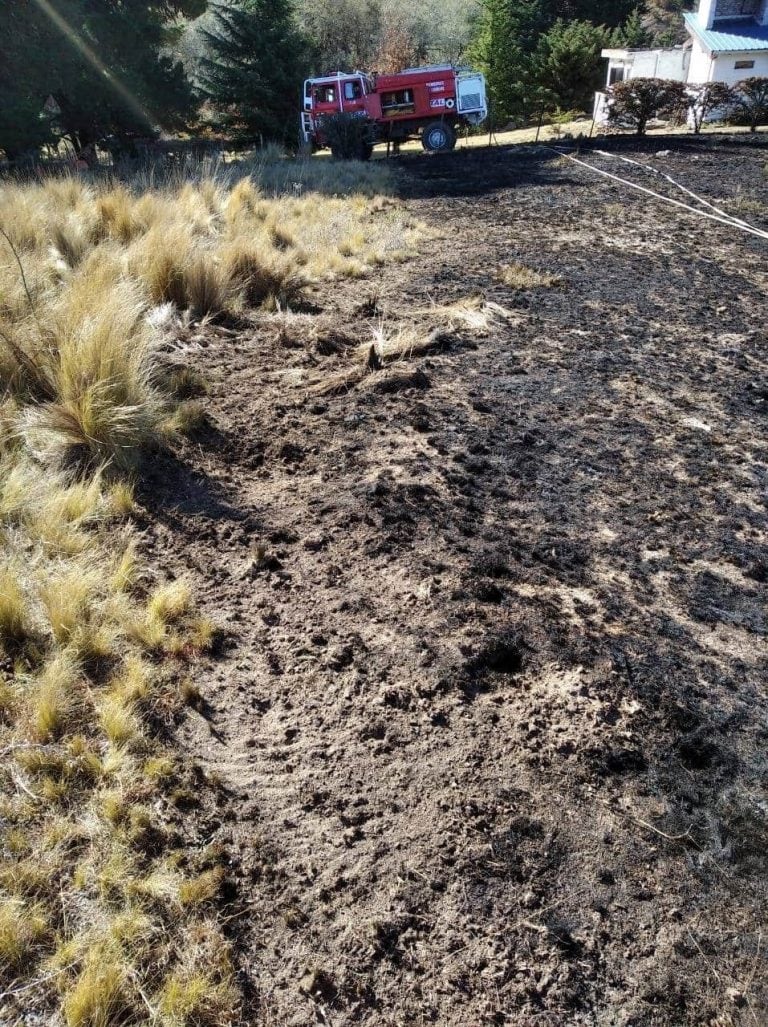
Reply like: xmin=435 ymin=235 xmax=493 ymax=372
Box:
xmin=31 ymin=0 xmax=159 ymax=132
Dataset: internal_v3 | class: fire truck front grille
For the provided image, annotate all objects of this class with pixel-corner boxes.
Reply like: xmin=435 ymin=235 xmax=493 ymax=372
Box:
xmin=459 ymin=93 xmax=481 ymax=112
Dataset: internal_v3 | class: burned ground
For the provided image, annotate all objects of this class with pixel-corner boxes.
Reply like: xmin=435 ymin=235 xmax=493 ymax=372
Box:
xmin=142 ymin=139 xmax=767 ymax=1025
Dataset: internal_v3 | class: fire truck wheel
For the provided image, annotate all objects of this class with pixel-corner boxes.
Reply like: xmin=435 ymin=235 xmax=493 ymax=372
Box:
xmin=421 ymin=122 xmax=457 ymax=153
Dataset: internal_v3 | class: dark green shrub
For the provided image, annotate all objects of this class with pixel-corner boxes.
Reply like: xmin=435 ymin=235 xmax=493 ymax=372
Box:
xmin=321 ymin=113 xmax=374 ymax=161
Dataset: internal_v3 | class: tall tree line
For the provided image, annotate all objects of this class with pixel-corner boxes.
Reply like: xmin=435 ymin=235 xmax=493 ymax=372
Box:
xmin=0 ymin=0 xmax=698 ymax=158
xmin=467 ymin=0 xmax=695 ymax=124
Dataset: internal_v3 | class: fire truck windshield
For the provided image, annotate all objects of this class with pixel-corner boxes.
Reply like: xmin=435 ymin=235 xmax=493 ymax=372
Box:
xmin=314 ymin=86 xmax=336 ymax=104
xmin=343 ymin=81 xmax=363 ymax=101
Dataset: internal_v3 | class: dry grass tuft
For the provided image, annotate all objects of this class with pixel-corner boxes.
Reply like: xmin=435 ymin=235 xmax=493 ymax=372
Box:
xmin=50 ymin=220 xmax=91 ymax=269
xmin=178 ymin=867 xmax=225 ymax=907
xmin=418 ymin=296 xmax=516 ymax=334
xmin=167 ymin=367 xmax=208 ymax=400
xmin=0 ymin=566 xmax=31 ymax=648
xmin=221 ymin=240 xmax=306 ymax=309
xmin=186 ymin=259 xmax=232 ymax=320
xmin=95 ymin=185 xmax=147 ymax=243
xmin=366 ymin=323 xmax=451 ymax=363
xmin=148 ymin=580 xmax=192 ymax=625
xmin=497 ymin=263 xmax=561 ymax=290
xmin=61 ymin=951 xmax=132 ymax=1027
xmin=108 ymin=481 xmax=136 ymax=517
xmin=131 ymin=227 xmax=230 ymax=318
xmin=30 ymin=653 xmax=82 ymax=742
xmin=0 ymin=899 xmax=50 ymax=972
xmin=169 ymin=399 xmax=208 ymax=436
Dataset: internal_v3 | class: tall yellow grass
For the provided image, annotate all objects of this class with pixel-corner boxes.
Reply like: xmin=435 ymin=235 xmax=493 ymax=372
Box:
xmin=0 ymin=458 xmax=236 ymax=1025
xmin=0 ymin=162 xmax=417 ymax=468
xmin=0 ymin=156 xmax=417 ymax=1026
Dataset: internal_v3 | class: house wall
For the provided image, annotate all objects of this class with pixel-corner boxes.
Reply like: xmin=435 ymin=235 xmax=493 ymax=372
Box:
xmin=688 ymin=37 xmax=714 ymax=81
xmin=602 ymin=49 xmax=689 ymax=91
xmin=616 ymin=49 xmax=690 ymax=82
xmin=711 ymin=50 xmax=768 ymax=83
xmin=633 ymin=52 xmax=662 ymax=76
xmin=698 ymin=0 xmax=717 ymax=29
xmin=656 ymin=49 xmax=692 ymax=79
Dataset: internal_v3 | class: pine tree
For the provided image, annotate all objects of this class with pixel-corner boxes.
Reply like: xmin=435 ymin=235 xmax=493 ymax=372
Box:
xmin=54 ymin=1 xmax=199 ymax=154
xmin=534 ymin=19 xmax=609 ymax=113
xmin=0 ymin=2 xmax=57 ymax=158
xmin=201 ymin=0 xmax=309 ymax=141
xmin=618 ymin=9 xmax=653 ymax=48
xmin=468 ymin=1 xmax=549 ymax=126
xmin=0 ymin=1 xmax=202 ymax=158
xmin=552 ymin=1 xmax=636 ymax=27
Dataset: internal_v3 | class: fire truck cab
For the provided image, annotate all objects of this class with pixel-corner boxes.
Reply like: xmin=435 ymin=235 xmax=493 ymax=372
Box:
xmin=301 ymin=65 xmax=488 ymax=159
xmin=302 ymin=72 xmax=372 ymax=120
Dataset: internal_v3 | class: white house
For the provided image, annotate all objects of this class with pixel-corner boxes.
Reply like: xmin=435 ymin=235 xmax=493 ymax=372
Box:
xmin=685 ymin=0 xmax=768 ymax=85
xmin=594 ymin=0 xmax=768 ymax=123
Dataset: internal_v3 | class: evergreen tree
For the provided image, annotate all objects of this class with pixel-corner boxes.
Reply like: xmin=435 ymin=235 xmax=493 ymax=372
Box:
xmin=201 ymin=0 xmax=308 ymax=141
xmin=468 ymin=0 xmax=548 ymax=126
xmin=0 ymin=2 xmax=57 ymax=158
xmin=534 ymin=18 xmax=609 ymax=113
xmin=54 ymin=1 xmax=200 ymax=154
xmin=0 ymin=1 xmax=202 ymax=158
xmin=617 ymin=8 xmax=653 ymax=48
xmin=552 ymin=1 xmax=636 ymax=27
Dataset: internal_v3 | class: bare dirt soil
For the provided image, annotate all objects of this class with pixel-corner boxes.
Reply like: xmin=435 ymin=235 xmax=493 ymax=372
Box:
xmin=141 ymin=139 xmax=767 ymax=1026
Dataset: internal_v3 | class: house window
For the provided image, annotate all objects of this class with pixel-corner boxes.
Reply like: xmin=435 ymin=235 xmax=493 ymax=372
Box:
xmin=735 ymin=60 xmax=755 ymax=69
xmin=609 ymin=66 xmax=626 ymax=86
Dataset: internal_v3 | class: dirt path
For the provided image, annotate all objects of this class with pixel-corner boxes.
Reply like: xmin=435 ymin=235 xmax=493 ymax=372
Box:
xmin=141 ymin=142 xmax=767 ymax=1026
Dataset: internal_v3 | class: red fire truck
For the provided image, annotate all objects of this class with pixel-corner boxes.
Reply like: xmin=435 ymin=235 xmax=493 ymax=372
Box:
xmin=301 ymin=65 xmax=488 ymax=158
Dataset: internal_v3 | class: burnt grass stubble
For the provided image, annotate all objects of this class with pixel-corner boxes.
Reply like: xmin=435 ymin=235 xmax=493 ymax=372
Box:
xmin=140 ymin=140 xmax=767 ymax=1025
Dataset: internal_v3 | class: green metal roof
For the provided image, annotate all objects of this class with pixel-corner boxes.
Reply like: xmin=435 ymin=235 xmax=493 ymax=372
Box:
xmin=684 ymin=13 xmax=768 ymax=52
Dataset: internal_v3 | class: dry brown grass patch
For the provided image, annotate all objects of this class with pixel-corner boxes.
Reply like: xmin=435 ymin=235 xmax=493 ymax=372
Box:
xmin=497 ymin=262 xmax=561 ymax=289
xmin=417 ymin=296 xmax=517 ymax=334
